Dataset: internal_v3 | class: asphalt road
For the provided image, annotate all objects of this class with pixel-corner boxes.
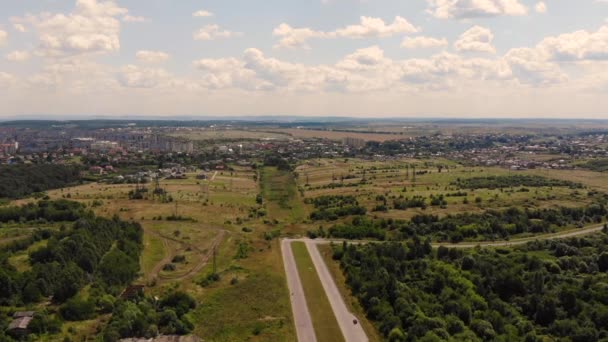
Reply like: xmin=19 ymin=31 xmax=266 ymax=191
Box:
xmin=305 ymin=240 xmax=368 ymax=342
xmin=281 ymin=239 xmax=317 ymax=342
xmin=282 ymin=224 xmax=606 ymax=341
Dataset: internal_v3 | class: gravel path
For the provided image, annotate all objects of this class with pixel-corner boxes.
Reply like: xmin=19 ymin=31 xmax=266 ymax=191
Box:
xmin=281 ymin=239 xmax=317 ymax=342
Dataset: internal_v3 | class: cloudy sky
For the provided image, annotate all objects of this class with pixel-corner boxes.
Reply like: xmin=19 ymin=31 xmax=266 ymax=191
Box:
xmin=0 ymin=0 xmax=607 ymax=118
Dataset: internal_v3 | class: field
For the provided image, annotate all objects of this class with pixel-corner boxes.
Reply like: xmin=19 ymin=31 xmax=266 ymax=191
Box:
xmin=6 ymin=155 xmax=608 ymax=341
xmin=28 ymin=166 xmax=296 ymax=341
xmin=296 ymin=159 xmax=591 ymax=238
xmin=169 ymin=129 xmax=291 ymax=141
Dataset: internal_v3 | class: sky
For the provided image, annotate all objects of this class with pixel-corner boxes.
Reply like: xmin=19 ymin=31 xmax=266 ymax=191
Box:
xmin=0 ymin=0 xmax=607 ymax=119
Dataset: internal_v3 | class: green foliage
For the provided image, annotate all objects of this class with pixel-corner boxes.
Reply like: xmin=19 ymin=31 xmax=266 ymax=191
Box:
xmin=102 ymin=291 xmax=196 ymax=341
xmin=307 ymin=195 xmax=367 ymax=221
xmin=336 ymin=234 xmax=608 ymax=341
xmin=0 ymin=201 xmax=143 ymax=306
xmin=60 ymin=296 xmax=96 ymax=321
xmin=0 ymin=164 xmax=81 ymax=199
xmin=453 ymin=175 xmax=582 ymax=190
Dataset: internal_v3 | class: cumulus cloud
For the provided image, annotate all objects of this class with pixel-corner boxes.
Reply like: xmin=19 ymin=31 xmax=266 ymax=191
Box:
xmin=12 ymin=0 xmax=128 ymax=57
xmin=193 ymin=25 xmax=242 ymax=41
xmin=0 ymin=30 xmax=7 ymax=45
xmin=193 ymin=10 xmax=214 ymax=17
xmin=535 ymin=2 xmax=547 ymax=13
xmin=6 ymin=51 xmax=31 ymax=62
xmin=118 ymin=65 xmax=172 ymax=88
xmin=122 ymin=15 xmax=147 ymax=23
xmin=273 ymin=16 xmax=418 ymax=49
xmin=454 ymin=26 xmax=496 ymax=53
xmin=427 ymin=0 xmax=528 ymax=19
xmin=136 ymin=50 xmax=170 ymax=63
xmin=13 ymin=24 xmax=26 ymax=33
xmin=191 ymin=45 xmax=551 ymax=94
xmin=538 ymin=25 xmax=608 ymax=60
xmin=504 ymin=47 xmax=566 ymax=84
xmin=401 ymin=36 xmax=448 ymax=49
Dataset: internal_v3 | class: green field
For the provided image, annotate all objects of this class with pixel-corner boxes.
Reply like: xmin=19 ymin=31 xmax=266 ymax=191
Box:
xmin=292 ymin=241 xmax=344 ymax=342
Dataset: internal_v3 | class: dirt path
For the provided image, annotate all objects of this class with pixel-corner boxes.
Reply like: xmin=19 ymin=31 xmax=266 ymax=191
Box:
xmin=145 ymin=228 xmax=227 ymax=284
xmin=281 ymin=239 xmax=317 ymax=342
xmin=305 ymin=240 xmax=368 ymax=342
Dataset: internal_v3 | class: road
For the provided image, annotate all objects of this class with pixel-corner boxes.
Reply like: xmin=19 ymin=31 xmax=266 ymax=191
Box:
xmin=281 ymin=239 xmax=317 ymax=342
xmin=283 ymin=223 xmax=606 ymax=341
xmin=305 ymin=240 xmax=368 ymax=342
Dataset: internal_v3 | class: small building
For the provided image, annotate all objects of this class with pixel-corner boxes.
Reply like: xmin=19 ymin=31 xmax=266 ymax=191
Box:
xmin=7 ymin=312 xmax=35 ymax=337
xmin=120 ymin=285 xmax=145 ymax=300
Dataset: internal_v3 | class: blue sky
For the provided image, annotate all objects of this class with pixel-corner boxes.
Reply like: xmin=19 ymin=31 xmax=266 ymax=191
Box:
xmin=0 ymin=0 xmax=607 ymax=118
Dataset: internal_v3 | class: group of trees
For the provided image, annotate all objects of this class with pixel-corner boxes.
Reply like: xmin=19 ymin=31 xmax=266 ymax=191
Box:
xmin=334 ymin=232 xmax=608 ymax=341
xmin=453 ymin=175 xmax=582 ymax=190
xmin=0 ymin=200 xmax=143 ymax=307
xmin=324 ymin=203 xmax=607 ymax=242
xmin=102 ymin=291 xmax=197 ymax=341
xmin=0 ymin=164 xmax=81 ymax=199
xmin=306 ymin=195 xmax=367 ymax=221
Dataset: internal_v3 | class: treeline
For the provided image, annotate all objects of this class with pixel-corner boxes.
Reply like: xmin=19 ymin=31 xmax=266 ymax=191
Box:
xmin=453 ymin=175 xmax=582 ymax=190
xmin=306 ymin=195 xmax=367 ymax=221
xmin=0 ymin=164 xmax=81 ymax=199
xmin=582 ymin=159 xmax=608 ymax=172
xmin=0 ymin=200 xmax=143 ymax=306
xmin=323 ymin=203 xmax=607 ymax=242
xmin=334 ymin=233 xmax=608 ymax=341
xmin=0 ymin=199 xmax=87 ymax=223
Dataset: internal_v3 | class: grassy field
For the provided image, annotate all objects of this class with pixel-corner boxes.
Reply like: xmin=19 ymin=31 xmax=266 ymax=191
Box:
xmin=295 ymin=159 xmax=593 ymax=238
xmin=318 ymin=244 xmax=382 ymax=342
xmin=292 ymin=241 xmax=344 ymax=342
xmin=23 ymin=167 xmax=296 ymax=340
xmin=260 ymin=167 xmax=307 ymax=227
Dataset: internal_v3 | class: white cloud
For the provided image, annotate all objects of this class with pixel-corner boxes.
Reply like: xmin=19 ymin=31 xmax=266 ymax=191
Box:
xmin=0 ymin=30 xmax=7 ymax=45
xmin=402 ymin=36 xmax=448 ymax=49
xmin=193 ymin=10 xmax=214 ymax=18
xmin=136 ymin=50 xmax=169 ymax=63
xmin=273 ymin=24 xmax=327 ymax=49
xmin=504 ymin=47 xmax=566 ymax=84
xmin=535 ymin=2 xmax=547 ymax=14
xmin=538 ymin=25 xmax=608 ymax=60
xmin=118 ymin=65 xmax=172 ymax=88
xmin=337 ymin=46 xmax=390 ymax=70
xmin=333 ymin=16 xmax=419 ymax=39
xmin=12 ymin=0 xmax=128 ymax=57
xmin=274 ymin=16 xmax=418 ymax=49
xmin=6 ymin=51 xmax=31 ymax=62
xmin=193 ymin=25 xmax=242 ymax=41
xmin=0 ymin=72 xmax=16 ymax=89
xmin=454 ymin=26 xmax=496 ymax=53
xmin=427 ymin=0 xmax=528 ymax=19
xmin=13 ymin=24 xmax=26 ymax=33
xmin=122 ymin=15 xmax=147 ymax=23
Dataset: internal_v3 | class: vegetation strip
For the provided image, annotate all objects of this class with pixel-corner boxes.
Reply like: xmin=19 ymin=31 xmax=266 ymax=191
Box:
xmin=291 ymin=241 xmax=345 ymax=342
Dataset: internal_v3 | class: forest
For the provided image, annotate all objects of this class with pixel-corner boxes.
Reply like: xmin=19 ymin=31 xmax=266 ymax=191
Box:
xmin=0 ymin=200 xmax=145 ymax=341
xmin=306 ymin=195 xmax=367 ymax=221
xmin=333 ymin=232 xmax=608 ymax=341
xmin=0 ymin=164 xmax=81 ymax=199
xmin=322 ymin=203 xmax=607 ymax=242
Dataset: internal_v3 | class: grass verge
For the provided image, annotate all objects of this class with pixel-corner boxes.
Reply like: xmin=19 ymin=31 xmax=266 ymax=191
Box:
xmin=291 ymin=241 xmax=344 ymax=342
